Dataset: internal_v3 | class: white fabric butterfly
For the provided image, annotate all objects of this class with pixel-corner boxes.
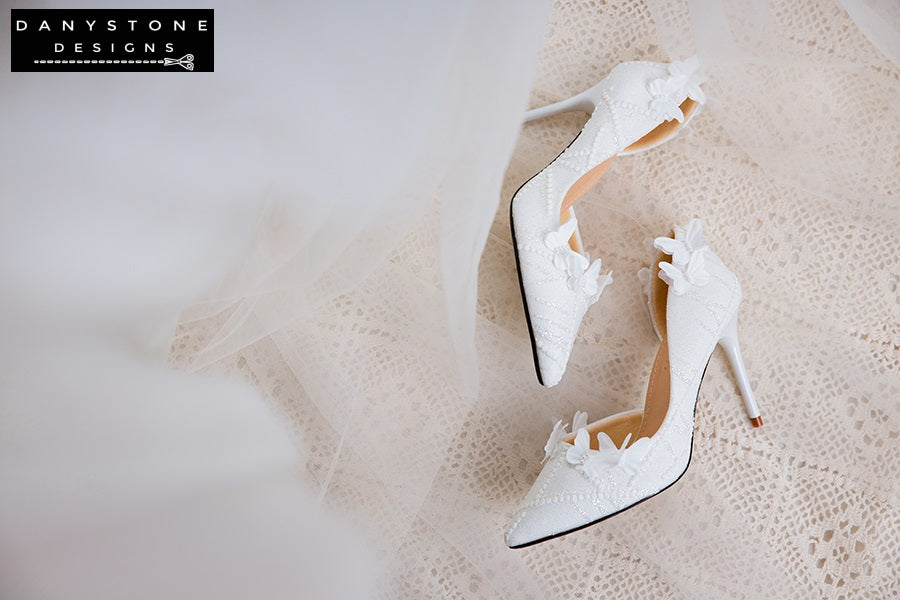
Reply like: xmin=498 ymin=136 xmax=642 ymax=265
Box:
xmin=571 ymin=411 xmax=589 ymax=433
xmin=658 ymin=251 xmax=710 ymax=295
xmin=654 ymin=218 xmax=708 ymax=266
xmin=544 ymin=218 xmax=612 ymax=302
xmin=654 ymin=218 xmax=711 ymax=294
xmin=668 ymin=56 xmax=706 ymax=104
xmin=570 ymin=257 xmax=612 ymax=301
xmin=649 ymin=57 xmax=706 ymax=122
xmin=543 ymin=217 xmax=579 ymax=251
xmin=565 ymin=428 xmax=591 ymax=466
xmin=567 ymin=429 xmax=653 ymax=478
xmin=552 ymin=249 xmax=587 ymax=276
xmin=648 ymin=77 xmax=686 ymax=122
xmin=584 ymin=433 xmax=653 ymax=477
xmin=542 ymin=418 xmax=568 ymax=464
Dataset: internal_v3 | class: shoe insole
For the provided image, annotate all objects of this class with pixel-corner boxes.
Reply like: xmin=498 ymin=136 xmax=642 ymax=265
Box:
xmin=557 ymin=340 xmax=670 ymax=451
xmin=555 ymin=98 xmax=697 ymax=255
xmin=561 ymin=207 xmax=582 ymax=253
xmin=624 ymin=98 xmax=698 ymax=153
xmin=636 ymin=337 xmax=671 ymax=440
xmin=636 ymin=247 xmax=675 ymax=440
xmin=558 ymin=156 xmax=615 ymax=253
xmin=560 ymin=156 xmax=616 ymax=221
xmin=566 ymin=248 xmax=673 ymax=450
xmin=573 ymin=326 xmax=671 ymax=450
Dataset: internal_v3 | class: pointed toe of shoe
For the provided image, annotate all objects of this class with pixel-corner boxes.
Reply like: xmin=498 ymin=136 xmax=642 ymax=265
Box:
xmin=531 ymin=309 xmax=585 ymax=387
xmin=506 ymin=500 xmax=590 ymax=548
xmin=519 ymin=286 xmax=580 ymax=388
xmin=505 ymin=449 xmax=601 ymax=547
xmin=512 ymin=192 xmax=601 ymax=389
xmin=535 ymin=349 xmax=565 ymax=388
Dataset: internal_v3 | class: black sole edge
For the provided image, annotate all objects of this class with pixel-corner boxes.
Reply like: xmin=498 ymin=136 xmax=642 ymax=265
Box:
xmin=508 ymin=131 xmax=584 ymax=388
xmin=507 ymin=360 xmax=711 ymax=549
xmin=507 ymin=451 xmax=694 ymax=549
xmin=509 ymin=203 xmax=545 ymax=386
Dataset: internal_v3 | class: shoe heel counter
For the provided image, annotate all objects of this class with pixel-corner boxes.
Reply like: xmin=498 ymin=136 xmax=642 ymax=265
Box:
xmin=707 ymin=246 xmax=742 ymax=313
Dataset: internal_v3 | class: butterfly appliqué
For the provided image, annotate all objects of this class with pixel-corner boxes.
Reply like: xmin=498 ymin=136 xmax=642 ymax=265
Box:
xmin=543 ymin=218 xmax=612 ymax=302
xmin=649 ymin=77 xmax=686 ymax=122
xmin=542 ymin=411 xmax=590 ymax=464
xmin=542 ymin=419 xmax=568 ymax=464
xmin=566 ymin=428 xmax=652 ymax=478
xmin=654 ymin=218 xmax=711 ymax=295
xmin=658 ymin=252 xmax=710 ymax=295
xmin=571 ymin=411 xmax=589 ymax=433
xmin=668 ymin=57 xmax=706 ymax=104
xmin=648 ymin=56 xmax=706 ymax=122
xmin=654 ymin=218 xmax=708 ymax=266
xmin=543 ymin=216 xmax=579 ymax=250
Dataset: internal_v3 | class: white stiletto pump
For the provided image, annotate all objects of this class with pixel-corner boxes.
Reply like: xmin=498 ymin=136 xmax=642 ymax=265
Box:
xmin=506 ymin=219 xmax=761 ymax=548
xmin=511 ymin=58 xmax=706 ymax=387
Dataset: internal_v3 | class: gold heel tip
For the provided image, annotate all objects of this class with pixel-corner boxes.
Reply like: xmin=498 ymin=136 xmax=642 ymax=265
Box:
xmin=750 ymin=416 xmax=763 ymax=428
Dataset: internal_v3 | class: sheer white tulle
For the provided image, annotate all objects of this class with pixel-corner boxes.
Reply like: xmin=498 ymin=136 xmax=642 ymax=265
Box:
xmin=2 ymin=0 xmax=897 ymax=598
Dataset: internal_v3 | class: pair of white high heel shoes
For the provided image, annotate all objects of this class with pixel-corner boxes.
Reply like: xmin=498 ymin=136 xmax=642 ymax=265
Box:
xmin=506 ymin=58 xmax=762 ymax=548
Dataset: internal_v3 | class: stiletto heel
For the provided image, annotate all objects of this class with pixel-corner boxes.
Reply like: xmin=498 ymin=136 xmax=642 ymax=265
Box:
xmin=523 ymin=87 xmax=598 ymax=122
xmin=718 ymin=313 xmax=763 ymax=428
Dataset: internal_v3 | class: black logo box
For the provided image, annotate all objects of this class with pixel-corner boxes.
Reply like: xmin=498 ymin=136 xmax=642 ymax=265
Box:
xmin=11 ymin=9 xmax=213 ymax=72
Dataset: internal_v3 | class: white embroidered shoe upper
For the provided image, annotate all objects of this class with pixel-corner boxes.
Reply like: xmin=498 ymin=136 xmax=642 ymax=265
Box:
xmin=506 ymin=219 xmax=742 ymax=548
xmin=511 ymin=58 xmax=705 ymax=387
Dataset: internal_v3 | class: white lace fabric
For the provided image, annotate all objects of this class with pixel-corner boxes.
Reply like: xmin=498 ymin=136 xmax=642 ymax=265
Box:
xmin=168 ymin=1 xmax=897 ymax=598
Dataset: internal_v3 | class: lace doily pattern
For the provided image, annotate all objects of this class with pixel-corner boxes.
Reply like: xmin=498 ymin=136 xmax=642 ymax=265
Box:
xmin=170 ymin=0 xmax=899 ymax=598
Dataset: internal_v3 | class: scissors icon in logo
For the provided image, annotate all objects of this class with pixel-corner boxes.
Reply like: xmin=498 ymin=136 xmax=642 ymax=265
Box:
xmin=163 ymin=54 xmax=194 ymax=71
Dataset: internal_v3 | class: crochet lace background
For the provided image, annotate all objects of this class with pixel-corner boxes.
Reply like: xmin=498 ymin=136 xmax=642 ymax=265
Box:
xmin=165 ymin=2 xmax=899 ymax=598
